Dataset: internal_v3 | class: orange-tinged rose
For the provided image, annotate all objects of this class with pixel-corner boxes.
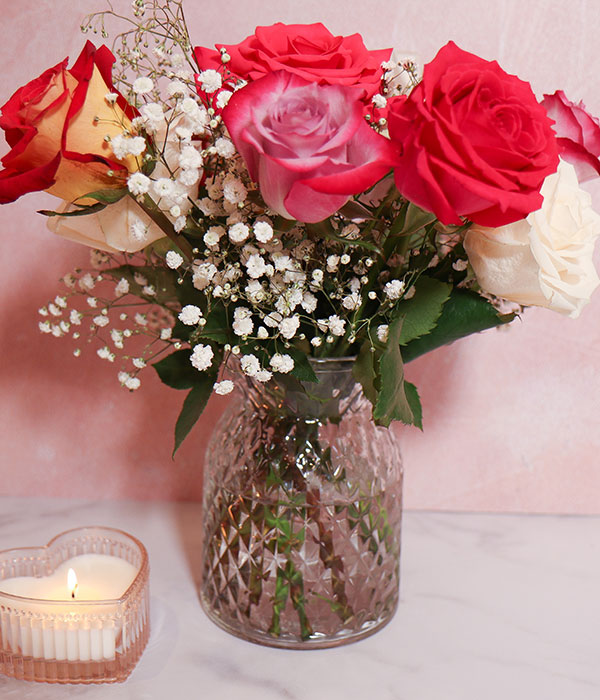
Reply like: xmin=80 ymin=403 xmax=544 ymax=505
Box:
xmin=0 ymin=41 xmax=138 ymax=204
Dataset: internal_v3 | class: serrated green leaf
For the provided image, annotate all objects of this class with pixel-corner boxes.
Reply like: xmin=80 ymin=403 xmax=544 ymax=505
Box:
xmin=75 ymin=188 xmax=128 ymax=204
xmin=197 ymin=306 xmax=229 ymax=344
xmin=173 ymin=378 xmax=215 ymax=455
xmin=402 ymin=202 xmax=437 ymax=235
xmin=373 ymin=316 xmax=416 ymax=427
xmin=38 ymin=202 xmax=107 ymax=217
xmin=103 ymin=264 xmax=178 ymax=306
xmin=402 ymin=289 xmax=516 ymax=363
xmin=396 ymin=277 xmax=452 ymax=345
xmin=352 ymin=341 xmax=378 ymax=405
xmin=404 ymin=381 xmax=423 ymax=430
xmin=285 ymin=347 xmax=318 ymax=383
xmin=153 ymin=349 xmax=199 ymax=390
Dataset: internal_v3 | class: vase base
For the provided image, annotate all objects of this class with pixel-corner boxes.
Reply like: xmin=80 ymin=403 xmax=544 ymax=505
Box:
xmin=200 ymin=592 xmax=398 ymax=650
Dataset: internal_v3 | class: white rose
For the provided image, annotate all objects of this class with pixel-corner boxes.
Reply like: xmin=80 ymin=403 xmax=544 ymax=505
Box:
xmin=47 ymin=197 xmax=165 ymax=253
xmin=464 ymin=160 xmax=600 ymax=318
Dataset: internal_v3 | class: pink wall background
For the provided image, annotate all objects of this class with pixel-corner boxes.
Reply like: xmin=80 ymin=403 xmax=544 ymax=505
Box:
xmin=1 ymin=0 xmax=599 ymax=513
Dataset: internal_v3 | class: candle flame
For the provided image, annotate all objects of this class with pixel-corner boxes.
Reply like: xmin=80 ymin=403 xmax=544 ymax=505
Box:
xmin=67 ymin=568 xmax=78 ymax=599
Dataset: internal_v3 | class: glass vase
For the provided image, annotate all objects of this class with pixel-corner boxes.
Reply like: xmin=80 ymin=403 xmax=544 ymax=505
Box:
xmin=200 ymin=357 xmax=403 ymax=649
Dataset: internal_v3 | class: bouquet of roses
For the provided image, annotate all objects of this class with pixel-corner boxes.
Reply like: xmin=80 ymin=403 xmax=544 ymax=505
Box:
xmin=2 ymin=0 xmax=599 ymax=452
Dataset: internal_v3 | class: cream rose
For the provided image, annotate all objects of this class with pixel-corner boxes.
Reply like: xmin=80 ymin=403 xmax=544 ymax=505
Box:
xmin=464 ymin=159 xmax=600 ymax=318
xmin=47 ymin=197 xmax=165 ymax=253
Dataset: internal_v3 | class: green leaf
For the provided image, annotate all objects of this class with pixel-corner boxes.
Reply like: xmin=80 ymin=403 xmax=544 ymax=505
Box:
xmin=352 ymin=341 xmax=378 ymax=406
xmin=103 ymin=264 xmax=178 ymax=306
xmin=38 ymin=202 xmax=107 ymax=217
xmin=286 ymin=347 xmax=318 ymax=383
xmin=173 ymin=378 xmax=215 ymax=455
xmin=396 ymin=276 xmax=452 ymax=345
xmin=402 ymin=288 xmax=516 ymax=363
xmin=401 ymin=202 xmax=437 ymax=235
xmin=75 ymin=187 xmax=128 ymax=204
xmin=153 ymin=349 xmax=200 ymax=390
xmin=404 ymin=382 xmax=423 ymax=430
xmin=373 ymin=316 xmax=416 ymax=427
xmin=196 ymin=306 xmax=229 ymax=344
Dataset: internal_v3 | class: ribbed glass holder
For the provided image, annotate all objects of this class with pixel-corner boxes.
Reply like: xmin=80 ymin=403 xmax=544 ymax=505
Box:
xmin=0 ymin=526 xmax=150 ymax=684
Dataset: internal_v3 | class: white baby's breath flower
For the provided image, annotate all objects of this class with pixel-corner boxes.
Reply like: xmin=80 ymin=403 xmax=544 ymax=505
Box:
xmin=215 ymin=90 xmax=233 ymax=109
xmin=190 ymin=343 xmax=214 ymax=371
xmin=215 ymin=137 xmax=235 ymax=158
xmin=132 ymin=358 xmax=146 ymax=369
xmin=93 ymin=315 xmax=110 ymax=327
xmin=192 ymin=261 xmax=217 ymax=290
xmin=223 ymin=175 xmax=247 ymax=204
xmin=114 ymin=278 xmax=130 ymax=297
xmin=327 ymin=315 xmax=346 ymax=336
xmin=160 ymin=327 xmax=172 ymax=340
xmin=166 ymin=251 xmax=184 ymax=269
xmin=229 ymin=222 xmax=250 ymax=243
xmin=326 ymin=255 xmax=340 ymax=272
xmin=384 ymin=279 xmax=405 ymax=300
xmin=214 ymin=380 xmax=234 ymax=395
xmin=342 ymin=292 xmax=361 ymax=311
xmin=372 ymin=93 xmax=387 ymax=109
xmin=179 ymin=305 xmax=203 ymax=325
xmin=179 ymin=145 xmax=204 ymax=170
xmin=255 ymin=369 xmax=273 ymax=383
xmin=127 ymin=172 xmax=151 ymax=195
xmin=105 ymin=92 xmax=119 ymax=104
xmin=240 ymin=353 xmax=261 ymax=377
xmin=167 ymin=80 xmax=187 ymax=97
xmin=87 ymin=297 xmax=98 ymax=308
xmin=139 ymin=102 xmax=165 ymax=133
xmin=279 ymin=315 xmax=300 ymax=339
xmin=39 ymin=321 xmax=52 ymax=333
xmin=133 ymin=77 xmax=154 ymax=94
xmin=69 ymin=310 xmax=83 ymax=325
xmin=245 ymin=254 xmax=270 ymax=279
xmin=198 ymin=69 xmax=222 ymax=93
xmin=203 ymin=225 xmax=225 ymax=248
xmin=125 ymin=377 xmax=141 ymax=390
xmin=135 ymin=313 xmax=147 ymax=326
xmin=253 ymin=221 xmax=273 ymax=243
xmin=377 ymin=324 xmax=389 ymax=343
xmin=257 ymin=326 xmax=269 ymax=339
xmin=142 ymin=285 xmax=156 ymax=296
xmin=270 ymin=353 xmax=294 ymax=374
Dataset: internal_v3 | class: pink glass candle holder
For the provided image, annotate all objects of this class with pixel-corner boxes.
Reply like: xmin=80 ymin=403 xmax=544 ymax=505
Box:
xmin=0 ymin=526 xmax=150 ymax=684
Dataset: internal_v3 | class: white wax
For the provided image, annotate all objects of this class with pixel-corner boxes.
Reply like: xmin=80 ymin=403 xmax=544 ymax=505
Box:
xmin=0 ymin=554 xmax=138 ymax=662
xmin=1 ymin=554 xmax=137 ymax=600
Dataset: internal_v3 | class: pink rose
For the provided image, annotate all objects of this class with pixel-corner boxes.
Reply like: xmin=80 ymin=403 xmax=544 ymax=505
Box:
xmin=222 ymin=71 xmax=397 ymax=223
xmin=542 ymin=90 xmax=600 ymax=182
xmin=194 ymin=23 xmax=390 ymax=101
xmin=388 ymin=42 xmax=559 ymax=227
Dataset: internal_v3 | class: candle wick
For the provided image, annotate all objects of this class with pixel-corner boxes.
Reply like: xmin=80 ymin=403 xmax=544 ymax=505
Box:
xmin=72 ymin=590 xmax=75 ymax=599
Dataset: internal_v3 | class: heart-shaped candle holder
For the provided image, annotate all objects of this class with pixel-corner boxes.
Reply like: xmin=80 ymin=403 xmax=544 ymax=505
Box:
xmin=0 ymin=526 xmax=150 ymax=684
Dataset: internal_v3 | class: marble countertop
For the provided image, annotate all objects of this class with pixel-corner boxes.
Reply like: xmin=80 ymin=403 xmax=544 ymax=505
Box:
xmin=0 ymin=497 xmax=597 ymax=699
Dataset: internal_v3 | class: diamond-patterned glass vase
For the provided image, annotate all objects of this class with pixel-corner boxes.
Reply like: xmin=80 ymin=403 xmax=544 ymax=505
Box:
xmin=200 ymin=358 xmax=403 ymax=648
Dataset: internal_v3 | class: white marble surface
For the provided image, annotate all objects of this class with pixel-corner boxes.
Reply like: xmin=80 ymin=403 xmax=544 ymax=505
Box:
xmin=0 ymin=497 xmax=597 ymax=699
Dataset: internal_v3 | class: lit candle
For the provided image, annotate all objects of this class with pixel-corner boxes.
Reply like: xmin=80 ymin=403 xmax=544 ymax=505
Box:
xmin=0 ymin=526 xmax=150 ymax=683
xmin=0 ymin=554 xmax=138 ymax=663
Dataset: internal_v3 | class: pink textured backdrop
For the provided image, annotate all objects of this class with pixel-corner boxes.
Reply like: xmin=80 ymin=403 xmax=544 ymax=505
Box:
xmin=1 ymin=0 xmax=599 ymax=512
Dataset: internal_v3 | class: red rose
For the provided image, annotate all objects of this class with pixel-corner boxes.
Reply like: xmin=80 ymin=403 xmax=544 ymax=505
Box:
xmin=388 ymin=42 xmax=559 ymax=227
xmin=0 ymin=41 xmax=138 ymax=205
xmin=222 ymin=71 xmax=397 ymax=223
xmin=542 ymin=90 xmax=600 ymax=182
xmin=194 ymin=23 xmax=390 ymax=100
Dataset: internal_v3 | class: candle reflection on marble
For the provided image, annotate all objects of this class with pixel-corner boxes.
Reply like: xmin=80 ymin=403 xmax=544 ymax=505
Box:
xmin=0 ymin=527 xmax=150 ymax=684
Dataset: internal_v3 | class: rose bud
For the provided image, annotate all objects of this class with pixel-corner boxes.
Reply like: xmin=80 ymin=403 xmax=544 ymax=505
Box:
xmin=0 ymin=41 xmax=139 ymax=205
